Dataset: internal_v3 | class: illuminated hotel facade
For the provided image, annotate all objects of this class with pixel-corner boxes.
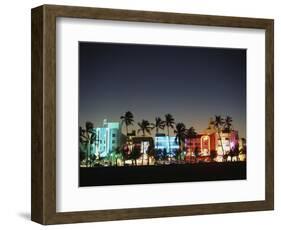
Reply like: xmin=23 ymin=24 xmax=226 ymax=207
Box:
xmin=154 ymin=134 xmax=179 ymax=154
xmin=126 ymin=120 xmax=242 ymax=162
xmin=151 ymin=119 xmax=243 ymax=162
xmin=91 ymin=118 xmax=245 ymax=162
xmin=186 ymin=132 xmax=239 ymax=156
xmin=185 ymin=119 xmax=241 ymax=161
xmin=92 ymin=119 xmax=123 ymax=157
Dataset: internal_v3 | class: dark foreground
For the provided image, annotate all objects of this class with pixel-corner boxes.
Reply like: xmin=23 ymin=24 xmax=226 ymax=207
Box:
xmin=79 ymin=161 xmax=246 ymax=187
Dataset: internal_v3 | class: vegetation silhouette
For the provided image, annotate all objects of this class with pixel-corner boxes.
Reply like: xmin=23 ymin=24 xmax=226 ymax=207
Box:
xmin=79 ymin=113 xmax=245 ymax=168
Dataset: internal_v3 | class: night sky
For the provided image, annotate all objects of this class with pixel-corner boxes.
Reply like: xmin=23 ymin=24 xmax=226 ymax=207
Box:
xmin=79 ymin=42 xmax=246 ymax=138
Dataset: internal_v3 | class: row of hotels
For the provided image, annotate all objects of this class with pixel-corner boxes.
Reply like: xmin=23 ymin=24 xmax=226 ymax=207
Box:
xmin=91 ymin=119 xmax=246 ymax=163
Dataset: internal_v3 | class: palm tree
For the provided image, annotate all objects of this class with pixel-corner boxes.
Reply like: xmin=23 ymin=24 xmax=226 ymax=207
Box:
xmin=174 ymin=123 xmax=187 ymax=162
xmin=120 ymin=111 xmax=134 ymax=136
xmin=164 ymin=114 xmax=175 ymax=154
xmin=137 ymin=120 xmax=151 ymax=165
xmin=240 ymin=138 xmax=247 ymax=159
xmin=151 ymin=117 xmax=165 ymax=149
xmin=89 ymin=154 xmax=96 ymax=167
xmin=194 ymin=147 xmax=200 ymax=163
xmin=137 ymin=120 xmax=151 ymax=136
xmin=114 ymin=146 xmax=121 ymax=166
xmin=186 ymin=126 xmax=197 ymax=163
xmin=131 ymin=146 xmax=141 ymax=165
xmin=214 ymin=115 xmax=225 ymax=157
xmin=79 ymin=150 xmax=86 ymax=165
xmin=224 ymin=116 xmax=233 ymax=133
xmin=121 ymin=145 xmax=129 ymax=166
xmin=224 ymin=116 xmax=233 ymax=155
xmin=79 ymin=122 xmax=96 ymax=167
xmin=79 ymin=127 xmax=87 ymax=159
xmin=146 ymin=144 xmax=155 ymax=165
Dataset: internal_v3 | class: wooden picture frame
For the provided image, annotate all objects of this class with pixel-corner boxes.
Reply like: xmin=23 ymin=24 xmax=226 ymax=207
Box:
xmin=31 ymin=4 xmax=274 ymax=225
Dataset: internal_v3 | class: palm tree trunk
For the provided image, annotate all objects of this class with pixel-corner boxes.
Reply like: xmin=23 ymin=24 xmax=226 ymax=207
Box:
xmin=189 ymin=138 xmax=191 ymax=163
xmin=167 ymin=127 xmax=170 ymax=162
xmin=142 ymin=139 xmax=144 ymax=165
xmin=121 ymin=151 xmax=125 ymax=166
xmin=218 ymin=132 xmax=225 ymax=161
xmin=178 ymin=140 xmax=181 ymax=164
xmin=156 ymin=139 xmax=159 ymax=150
xmin=86 ymin=144 xmax=88 ymax=167
xmin=87 ymin=141 xmax=90 ymax=167
xmin=156 ymin=127 xmax=159 ymax=150
xmin=141 ymin=131 xmax=145 ymax=165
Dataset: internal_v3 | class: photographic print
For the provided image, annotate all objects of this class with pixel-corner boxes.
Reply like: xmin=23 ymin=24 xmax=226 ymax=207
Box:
xmin=31 ymin=5 xmax=273 ymax=224
xmin=79 ymin=42 xmax=247 ymax=186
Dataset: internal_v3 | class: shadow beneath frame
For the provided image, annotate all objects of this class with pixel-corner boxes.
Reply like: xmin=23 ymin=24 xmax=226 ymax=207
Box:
xmin=18 ymin=212 xmax=31 ymax=220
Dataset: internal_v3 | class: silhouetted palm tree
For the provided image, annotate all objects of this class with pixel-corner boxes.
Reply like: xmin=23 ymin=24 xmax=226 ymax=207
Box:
xmin=224 ymin=116 xmax=233 ymax=155
xmin=174 ymin=123 xmax=187 ymax=162
xmin=131 ymin=146 xmax=141 ymax=165
xmin=120 ymin=111 xmax=134 ymax=136
xmin=79 ymin=122 xmax=96 ymax=167
xmin=233 ymin=143 xmax=240 ymax=161
xmin=224 ymin=116 xmax=233 ymax=133
xmin=137 ymin=120 xmax=151 ymax=136
xmin=137 ymin=120 xmax=151 ymax=165
xmin=79 ymin=150 xmax=86 ymax=164
xmin=214 ymin=115 xmax=225 ymax=156
xmin=194 ymin=147 xmax=200 ymax=163
xmin=147 ymin=145 xmax=155 ymax=165
xmin=151 ymin=117 xmax=165 ymax=149
xmin=186 ymin=126 xmax=197 ymax=163
xmin=240 ymin=138 xmax=247 ymax=160
xmin=89 ymin=154 xmax=96 ymax=167
xmin=174 ymin=149 xmax=181 ymax=163
xmin=114 ymin=146 xmax=121 ymax=166
xmin=164 ymin=114 xmax=175 ymax=154
xmin=154 ymin=149 xmax=163 ymax=165
xmin=121 ymin=145 xmax=129 ymax=166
